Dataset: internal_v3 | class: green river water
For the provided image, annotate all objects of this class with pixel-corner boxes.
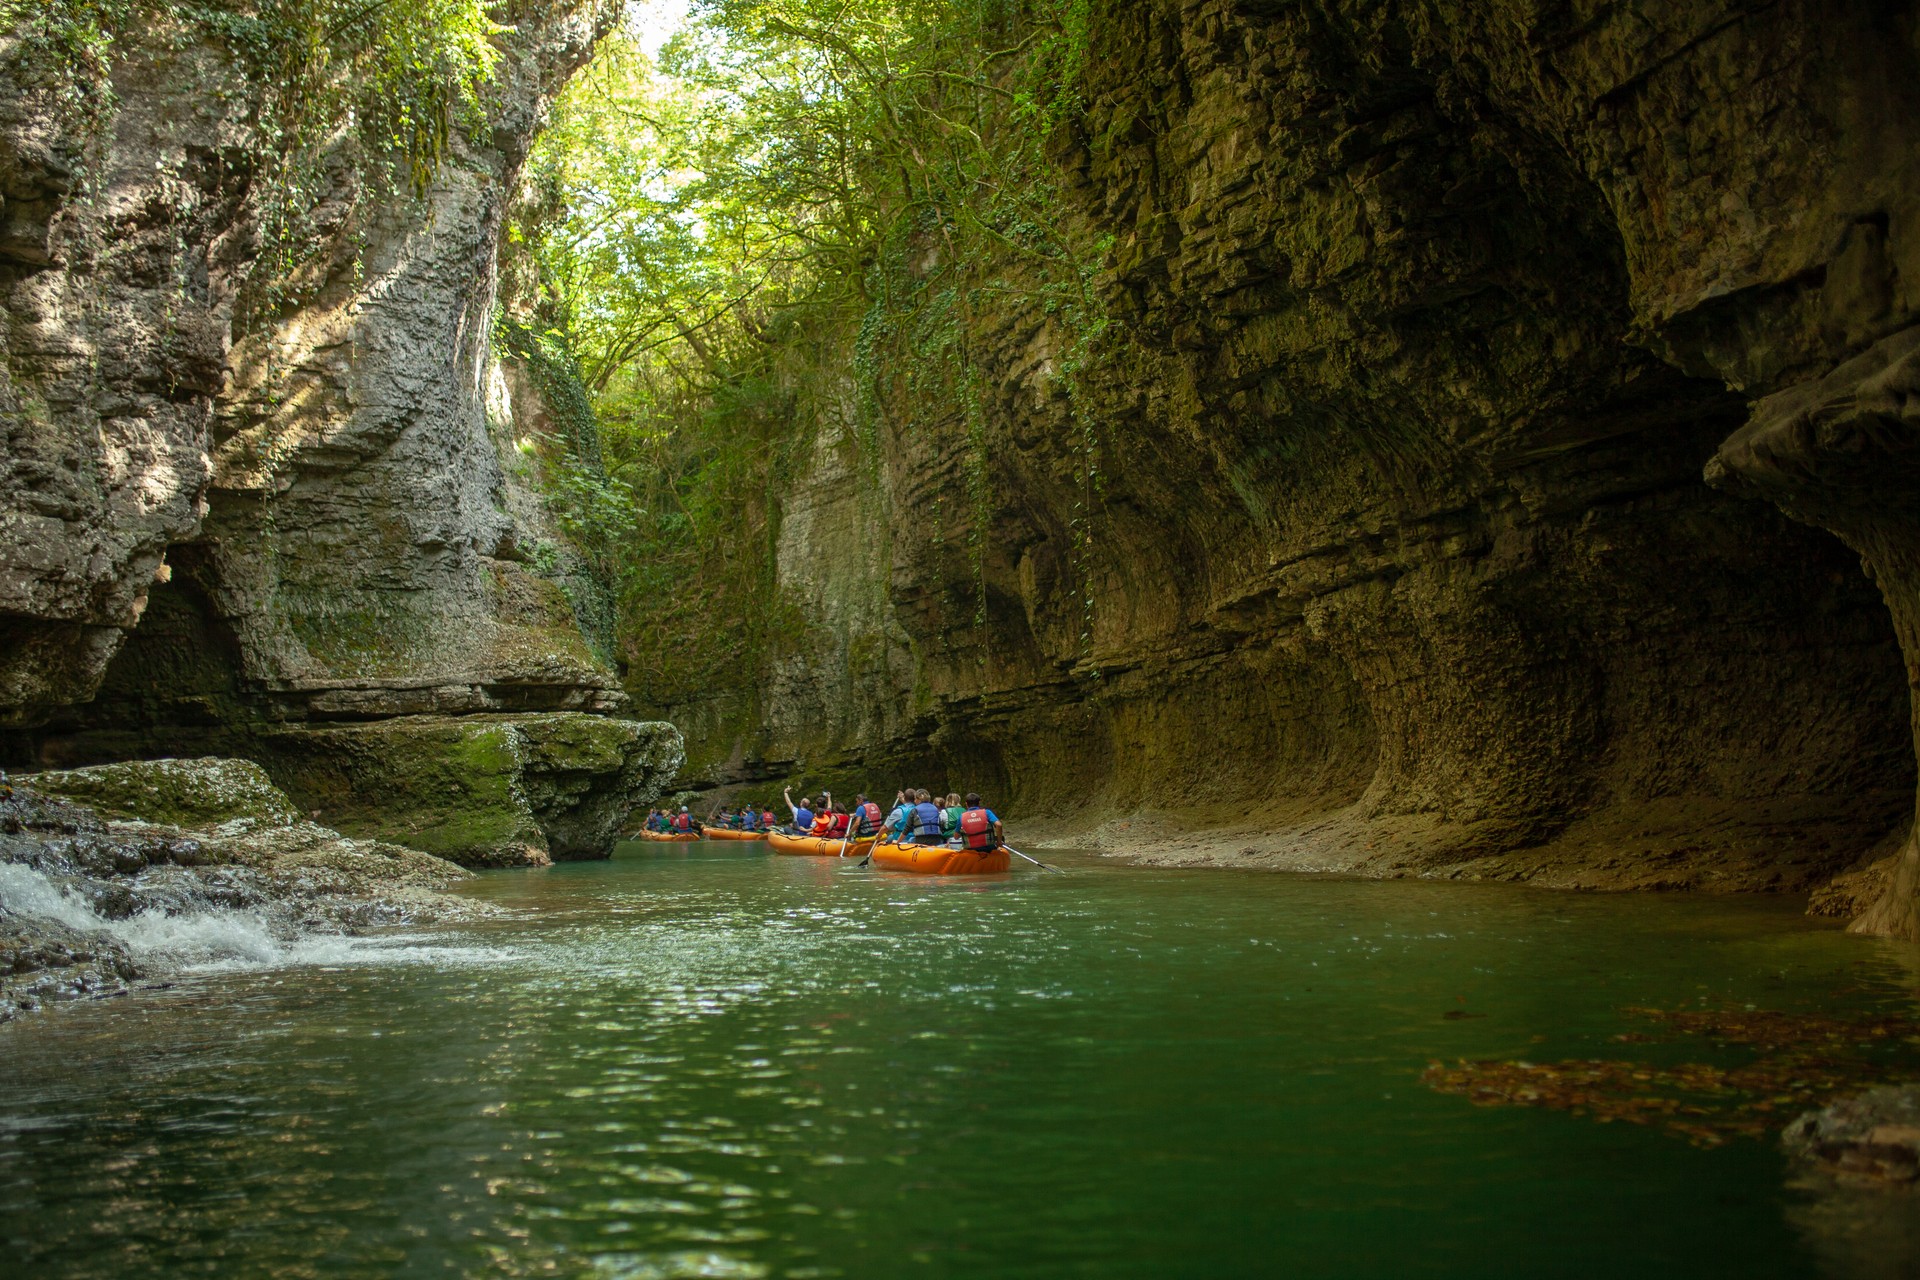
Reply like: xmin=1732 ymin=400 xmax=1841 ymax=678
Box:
xmin=4 ymin=842 xmax=1919 ymax=1278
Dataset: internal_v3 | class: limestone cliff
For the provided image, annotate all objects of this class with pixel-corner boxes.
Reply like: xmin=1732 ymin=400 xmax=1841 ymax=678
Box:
xmin=0 ymin=3 xmax=682 ymax=862
xmin=660 ymin=1 xmax=1920 ymax=924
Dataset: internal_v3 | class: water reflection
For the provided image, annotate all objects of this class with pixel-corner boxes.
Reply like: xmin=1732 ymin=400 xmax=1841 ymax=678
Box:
xmin=2 ymin=851 xmax=1916 ymax=1278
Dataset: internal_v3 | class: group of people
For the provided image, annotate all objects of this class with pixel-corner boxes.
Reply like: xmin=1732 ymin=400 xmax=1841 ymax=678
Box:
xmin=639 ymin=789 xmax=1007 ymax=853
xmin=781 ymin=786 xmax=1006 ymax=852
xmin=640 ymin=806 xmax=702 ymax=834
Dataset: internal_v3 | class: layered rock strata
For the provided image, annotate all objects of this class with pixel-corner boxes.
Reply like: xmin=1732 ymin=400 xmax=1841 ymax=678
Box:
xmin=0 ymin=4 xmax=618 ymax=724
xmin=665 ymin=0 xmax=1920 ymax=924
xmin=0 ymin=5 xmax=676 ymax=856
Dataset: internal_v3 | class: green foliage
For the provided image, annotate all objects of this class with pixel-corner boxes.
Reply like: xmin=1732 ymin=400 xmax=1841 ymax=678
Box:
xmin=508 ymin=0 xmax=1111 ymax=703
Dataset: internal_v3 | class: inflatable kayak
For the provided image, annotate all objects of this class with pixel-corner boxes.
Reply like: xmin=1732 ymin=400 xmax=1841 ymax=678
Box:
xmin=638 ymin=830 xmax=700 ymax=843
xmin=768 ymin=831 xmax=876 ymax=857
xmin=869 ymin=840 xmax=1011 ymax=876
xmin=702 ymin=828 xmax=768 ymax=842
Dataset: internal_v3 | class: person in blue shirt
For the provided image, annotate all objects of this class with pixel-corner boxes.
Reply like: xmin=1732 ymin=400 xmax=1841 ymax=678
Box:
xmin=885 ymin=791 xmax=913 ymax=841
xmin=783 ymin=785 xmax=815 ymax=836
xmin=956 ymin=793 xmax=1004 ymax=852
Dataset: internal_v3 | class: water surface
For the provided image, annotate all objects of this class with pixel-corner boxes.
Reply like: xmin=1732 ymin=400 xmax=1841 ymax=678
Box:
xmin=4 ymin=844 xmax=1917 ymax=1278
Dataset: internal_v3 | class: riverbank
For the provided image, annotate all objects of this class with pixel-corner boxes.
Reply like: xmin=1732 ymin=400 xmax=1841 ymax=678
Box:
xmin=0 ymin=759 xmax=487 ymax=1023
xmin=1018 ymin=801 xmax=1904 ymax=914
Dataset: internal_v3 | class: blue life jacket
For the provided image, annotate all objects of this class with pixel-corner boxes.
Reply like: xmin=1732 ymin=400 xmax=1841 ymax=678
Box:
xmin=794 ymin=807 xmax=814 ymax=831
xmin=912 ymin=801 xmax=943 ymax=838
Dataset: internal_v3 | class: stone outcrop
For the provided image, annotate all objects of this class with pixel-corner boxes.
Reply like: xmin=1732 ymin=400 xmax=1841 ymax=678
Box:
xmin=254 ymin=713 xmax=684 ymax=867
xmin=661 ymin=0 xmax=1920 ymax=922
xmin=0 ymin=758 xmax=478 ymax=1022
xmin=0 ymin=5 xmax=678 ymax=857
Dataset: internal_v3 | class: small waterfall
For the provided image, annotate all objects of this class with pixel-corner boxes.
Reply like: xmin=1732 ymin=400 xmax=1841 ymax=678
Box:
xmin=0 ymin=862 xmax=509 ymax=975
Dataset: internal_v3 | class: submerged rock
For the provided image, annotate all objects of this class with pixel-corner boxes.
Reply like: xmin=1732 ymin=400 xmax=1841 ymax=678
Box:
xmin=255 ymin=713 xmax=685 ymax=868
xmin=1785 ymin=1086 xmax=1920 ymax=1185
xmin=1783 ymin=1087 xmax=1920 ymax=1280
xmin=0 ymin=760 xmax=482 ymax=1024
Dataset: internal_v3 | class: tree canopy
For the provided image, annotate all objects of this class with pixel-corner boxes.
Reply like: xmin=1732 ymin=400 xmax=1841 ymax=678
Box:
xmin=507 ymin=0 xmax=1104 ymax=701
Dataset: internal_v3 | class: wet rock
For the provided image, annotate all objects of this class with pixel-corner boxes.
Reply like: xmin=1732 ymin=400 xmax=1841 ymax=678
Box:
xmin=23 ymin=757 xmax=302 ymax=828
xmin=1785 ymin=1087 xmax=1920 ymax=1185
xmin=0 ymin=760 xmax=483 ymax=1024
xmin=254 ymin=713 xmax=684 ymax=867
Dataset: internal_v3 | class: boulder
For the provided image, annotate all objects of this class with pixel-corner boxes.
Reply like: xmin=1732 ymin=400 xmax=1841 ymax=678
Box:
xmin=20 ymin=757 xmax=302 ymax=828
xmin=256 ymin=713 xmax=684 ymax=868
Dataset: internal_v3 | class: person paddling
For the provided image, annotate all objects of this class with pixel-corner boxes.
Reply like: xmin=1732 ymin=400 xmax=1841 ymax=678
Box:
xmin=958 ymin=793 xmax=1004 ymax=853
xmin=907 ymin=789 xmax=946 ymax=846
xmin=885 ymin=791 xmax=912 ymax=842
xmin=851 ymin=794 xmax=883 ymax=839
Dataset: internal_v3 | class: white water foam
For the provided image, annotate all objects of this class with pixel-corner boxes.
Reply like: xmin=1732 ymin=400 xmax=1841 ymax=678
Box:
xmin=0 ymin=862 xmax=512 ymax=973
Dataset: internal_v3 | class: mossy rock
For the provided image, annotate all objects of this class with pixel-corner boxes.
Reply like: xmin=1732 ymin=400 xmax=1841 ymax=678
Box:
xmin=19 ymin=757 xmax=304 ymax=829
xmin=256 ymin=713 xmax=684 ymax=868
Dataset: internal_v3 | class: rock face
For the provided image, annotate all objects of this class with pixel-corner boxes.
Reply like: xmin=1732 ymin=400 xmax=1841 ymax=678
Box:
xmin=663 ymin=1 xmax=1920 ymax=919
xmin=0 ymin=20 xmax=240 ymax=722
xmin=0 ymin=6 xmax=678 ymax=856
xmin=0 ymin=759 xmax=477 ymax=1022
xmin=254 ymin=714 xmax=685 ymax=868
xmin=0 ymin=4 xmax=620 ymax=728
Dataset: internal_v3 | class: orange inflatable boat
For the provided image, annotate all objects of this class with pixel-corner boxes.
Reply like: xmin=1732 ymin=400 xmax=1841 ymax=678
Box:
xmin=701 ymin=828 xmax=768 ymax=841
xmin=868 ymin=839 xmax=1012 ymax=876
xmin=768 ymin=831 xmax=877 ymax=857
xmin=637 ymin=830 xmax=700 ymax=843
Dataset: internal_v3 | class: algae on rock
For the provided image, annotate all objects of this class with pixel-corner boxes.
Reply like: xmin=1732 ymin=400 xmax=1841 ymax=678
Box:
xmin=255 ymin=714 xmax=684 ymax=868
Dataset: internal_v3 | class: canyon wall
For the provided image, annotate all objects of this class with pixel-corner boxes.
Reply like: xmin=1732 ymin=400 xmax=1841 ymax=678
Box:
xmin=664 ymin=0 xmax=1919 ymax=922
xmin=0 ymin=3 xmax=681 ymax=863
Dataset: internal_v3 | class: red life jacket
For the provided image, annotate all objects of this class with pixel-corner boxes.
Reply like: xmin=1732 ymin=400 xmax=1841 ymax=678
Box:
xmin=859 ymin=801 xmax=882 ymax=832
xmin=960 ymin=807 xmax=995 ymax=850
xmin=828 ymin=811 xmax=851 ymax=837
xmin=762 ymin=810 xmax=775 ymax=828
xmin=673 ymin=813 xmax=691 ymax=831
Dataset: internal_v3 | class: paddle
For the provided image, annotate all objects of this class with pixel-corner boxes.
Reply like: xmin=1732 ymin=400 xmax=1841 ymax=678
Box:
xmin=1002 ymin=845 xmax=1065 ymax=874
xmin=855 ymin=830 xmax=892 ymax=867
